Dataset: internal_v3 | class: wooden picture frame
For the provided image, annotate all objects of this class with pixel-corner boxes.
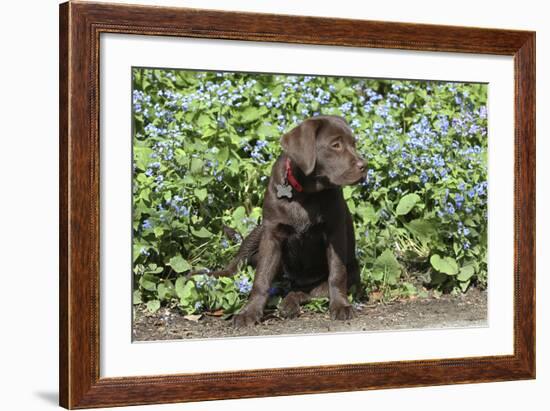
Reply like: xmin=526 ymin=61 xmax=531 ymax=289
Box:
xmin=59 ymin=1 xmax=535 ymax=408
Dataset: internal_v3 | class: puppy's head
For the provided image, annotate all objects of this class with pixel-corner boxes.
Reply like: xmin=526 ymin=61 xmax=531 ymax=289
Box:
xmin=280 ymin=116 xmax=366 ymax=187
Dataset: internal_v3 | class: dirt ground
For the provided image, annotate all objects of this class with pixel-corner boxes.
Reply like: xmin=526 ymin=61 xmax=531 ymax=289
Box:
xmin=133 ymin=288 xmax=487 ymax=341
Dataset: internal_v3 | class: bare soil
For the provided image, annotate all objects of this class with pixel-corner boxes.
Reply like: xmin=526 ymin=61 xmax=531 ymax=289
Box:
xmin=133 ymin=288 xmax=487 ymax=341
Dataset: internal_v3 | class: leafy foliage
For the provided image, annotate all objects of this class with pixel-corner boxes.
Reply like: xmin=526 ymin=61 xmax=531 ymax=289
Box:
xmin=132 ymin=68 xmax=488 ymax=314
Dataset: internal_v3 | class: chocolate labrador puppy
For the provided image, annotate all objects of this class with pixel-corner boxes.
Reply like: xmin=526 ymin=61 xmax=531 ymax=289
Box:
xmin=212 ymin=115 xmax=366 ymax=327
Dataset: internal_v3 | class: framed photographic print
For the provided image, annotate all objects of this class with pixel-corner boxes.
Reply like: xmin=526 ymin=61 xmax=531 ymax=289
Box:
xmin=59 ymin=1 xmax=535 ymax=408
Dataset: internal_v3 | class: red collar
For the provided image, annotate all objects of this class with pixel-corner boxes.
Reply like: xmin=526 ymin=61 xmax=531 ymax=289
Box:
xmin=285 ymin=158 xmax=303 ymax=193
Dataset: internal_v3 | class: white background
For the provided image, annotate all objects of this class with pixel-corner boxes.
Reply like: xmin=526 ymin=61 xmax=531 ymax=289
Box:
xmin=0 ymin=0 xmax=547 ymax=410
xmin=101 ymin=34 xmax=514 ymax=377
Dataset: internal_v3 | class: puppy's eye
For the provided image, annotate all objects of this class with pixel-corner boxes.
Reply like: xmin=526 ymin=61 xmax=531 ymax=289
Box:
xmin=331 ymin=141 xmax=342 ymax=150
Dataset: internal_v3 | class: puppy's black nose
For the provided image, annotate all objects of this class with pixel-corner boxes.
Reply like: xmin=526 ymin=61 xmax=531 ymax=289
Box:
xmin=356 ymin=160 xmax=366 ymax=172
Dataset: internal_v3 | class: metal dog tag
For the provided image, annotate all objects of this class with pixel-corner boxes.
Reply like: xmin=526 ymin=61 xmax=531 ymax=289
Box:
xmin=275 ymin=183 xmax=293 ymax=199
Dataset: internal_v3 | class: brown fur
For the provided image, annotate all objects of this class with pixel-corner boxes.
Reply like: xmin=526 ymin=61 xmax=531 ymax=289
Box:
xmin=211 ymin=116 xmax=366 ymax=326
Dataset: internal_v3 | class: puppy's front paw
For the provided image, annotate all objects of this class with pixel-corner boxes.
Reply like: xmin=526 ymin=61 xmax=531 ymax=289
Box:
xmin=233 ymin=307 xmax=263 ymax=327
xmin=330 ymin=303 xmax=356 ymax=321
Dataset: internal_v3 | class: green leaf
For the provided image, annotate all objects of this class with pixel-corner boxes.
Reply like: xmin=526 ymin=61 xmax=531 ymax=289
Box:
xmin=232 ymin=206 xmax=246 ymax=223
xmin=396 ymin=193 xmax=421 ymax=216
xmin=453 ymin=241 xmax=461 ymax=256
xmin=168 ymin=255 xmax=191 ymax=273
xmin=225 ymin=292 xmax=238 ymax=306
xmin=457 ymin=265 xmax=475 ymax=281
xmin=157 ymin=283 xmax=169 ymax=301
xmin=256 ymin=123 xmax=278 ymax=138
xmin=146 ymin=300 xmax=161 ymax=313
xmin=191 ymin=226 xmax=213 ymax=238
xmin=239 ymin=106 xmax=268 ymax=123
xmin=216 ymin=146 xmax=229 ymax=166
xmin=358 ymin=204 xmax=378 ymax=225
xmin=175 ymin=277 xmax=186 ymax=297
xmin=139 ymin=275 xmax=157 ymax=291
xmin=133 ymin=243 xmax=148 ymax=262
xmin=370 ymin=269 xmax=384 ymax=281
xmin=133 ymin=290 xmax=142 ymax=305
xmin=175 ymin=278 xmax=196 ymax=305
xmin=459 ymin=280 xmax=471 ymax=292
xmin=139 ymin=188 xmax=151 ymax=202
xmin=147 ymin=264 xmax=163 ymax=274
xmin=430 ymin=254 xmax=459 ymax=275
xmin=404 ymin=218 xmax=437 ymax=242
xmin=343 ymin=186 xmax=353 ymax=200
xmin=194 ymin=188 xmax=208 ymax=201
xmin=196 ymin=113 xmax=212 ymax=128
xmin=175 ymin=277 xmax=193 ymax=298
xmin=157 ymin=280 xmax=175 ymax=301
xmin=372 ymin=249 xmax=402 ymax=284
xmin=190 ymin=158 xmax=204 ymax=174
xmin=249 ymin=207 xmax=263 ymax=221
xmin=134 ymin=146 xmax=153 ymax=171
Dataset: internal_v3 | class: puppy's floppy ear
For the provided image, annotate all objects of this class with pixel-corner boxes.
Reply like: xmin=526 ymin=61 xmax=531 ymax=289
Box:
xmin=280 ymin=118 xmax=320 ymax=175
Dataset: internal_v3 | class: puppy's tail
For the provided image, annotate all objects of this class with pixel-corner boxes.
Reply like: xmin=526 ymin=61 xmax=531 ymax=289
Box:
xmin=209 ymin=225 xmax=263 ymax=277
